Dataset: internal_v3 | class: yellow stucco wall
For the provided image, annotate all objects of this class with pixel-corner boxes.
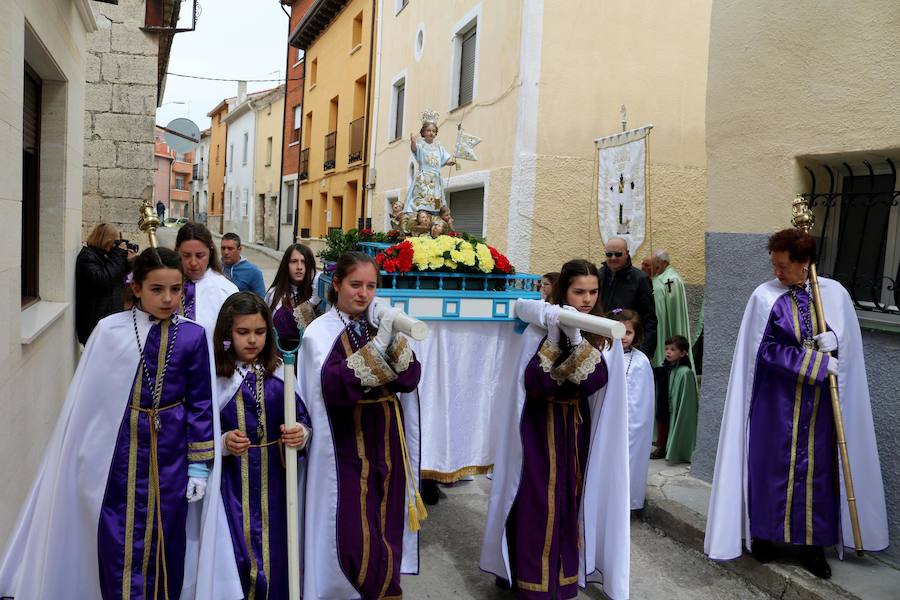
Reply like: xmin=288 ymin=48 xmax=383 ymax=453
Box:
xmin=706 ymin=0 xmax=900 ymax=235
xmin=370 ymin=0 xmax=522 ymax=230
xmin=207 ymin=107 xmax=227 ymax=218
xmin=254 ymin=92 xmax=285 ymax=199
xmin=298 ymin=0 xmax=373 ymax=236
xmin=532 ymin=0 xmax=711 ymax=284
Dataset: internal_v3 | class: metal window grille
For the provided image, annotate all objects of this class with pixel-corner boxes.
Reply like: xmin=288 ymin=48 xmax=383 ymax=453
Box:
xmin=324 ymin=131 xmax=336 ymax=170
xmin=458 ymin=27 xmax=477 ymax=107
xmin=802 ymin=161 xmax=900 ymax=316
xmin=349 ymin=117 xmax=364 ymax=163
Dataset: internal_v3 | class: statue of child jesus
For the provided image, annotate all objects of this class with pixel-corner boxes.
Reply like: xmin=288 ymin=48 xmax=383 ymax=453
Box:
xmin=404 ymin=109 xmax=456 ymax=215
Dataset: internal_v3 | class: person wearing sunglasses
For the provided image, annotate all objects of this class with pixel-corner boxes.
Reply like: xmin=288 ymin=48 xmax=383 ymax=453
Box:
xmin=597 ymin=237 xmax=658 ymax=356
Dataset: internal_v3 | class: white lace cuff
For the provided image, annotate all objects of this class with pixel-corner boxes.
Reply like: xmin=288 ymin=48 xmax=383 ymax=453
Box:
xmin=537 ymin=340 xmax=562 ymax=376
xmin=552 ymin=340 xmax=602 ymax=384
xmin=386 ymin=335 xmax=414 ymax=373
xmin=346 ymin=342 xmax=398 ymax=387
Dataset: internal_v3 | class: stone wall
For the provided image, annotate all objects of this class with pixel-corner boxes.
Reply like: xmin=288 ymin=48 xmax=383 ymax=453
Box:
xmin=83 ymin=0 xmax=159 ymax=244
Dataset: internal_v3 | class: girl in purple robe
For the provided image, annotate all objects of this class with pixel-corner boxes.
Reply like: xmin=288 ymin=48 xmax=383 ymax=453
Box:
xmin=265 ymin=243 xmax=322 ymax=349
xmin=300 ymin=252 xmax=425 ymax=600
xmin=214 ymin=292 xmax=311 ymax=599
xmin=503 ymin=259 xmax=610 ymax=599
xmin=0 ymin=247 xmax=227 ymax=599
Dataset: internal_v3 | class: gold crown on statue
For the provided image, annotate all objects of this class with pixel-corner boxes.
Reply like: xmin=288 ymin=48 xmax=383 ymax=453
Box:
xmin=420 ymin=109 xmax=440 ymax=127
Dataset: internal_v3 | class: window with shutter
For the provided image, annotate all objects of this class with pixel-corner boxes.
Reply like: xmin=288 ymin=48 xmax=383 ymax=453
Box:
xmin=447 ymin=187 xmax=484 ymax=236
xmin=393 ymin=80 xmax=405 ymax=140
xmin=22 ymin=65 xmax=41 ymax=306
xmin=458 ymin=27 xmax=477 ymax=107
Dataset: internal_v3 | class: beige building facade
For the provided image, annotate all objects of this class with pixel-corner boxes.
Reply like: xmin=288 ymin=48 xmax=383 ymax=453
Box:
xmin=369 ymin=0 xmax=710 ymax=289
xmin=1 ymin=0 xmax=96 ymax=543
xmin=253 ymin=86 xmax=286 ymax=248
xmin=695 ymin=0 xmax=900 ymax=563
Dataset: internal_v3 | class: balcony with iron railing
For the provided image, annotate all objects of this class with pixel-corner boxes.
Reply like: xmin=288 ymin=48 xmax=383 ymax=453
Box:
xmin=192 ymin=163 xmax=204 ymax=180
xmin=349 ymin=117 xmax=364 ymax=163
xmin=801 ymin=159 xmax=900 ymax=326
xmin=324 ymin=131 xmax=336 ymax=170
xmin=299 ymin=148 xmax=309 ymax=181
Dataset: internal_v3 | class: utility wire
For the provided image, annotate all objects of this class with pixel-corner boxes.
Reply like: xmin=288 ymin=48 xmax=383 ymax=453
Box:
xmin=167 ymin=71 xmax=299 ymax=82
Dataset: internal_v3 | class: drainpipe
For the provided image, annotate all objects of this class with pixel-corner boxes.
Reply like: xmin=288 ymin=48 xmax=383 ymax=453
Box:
xmin=364 ymin=0 xmax=384 ymax=229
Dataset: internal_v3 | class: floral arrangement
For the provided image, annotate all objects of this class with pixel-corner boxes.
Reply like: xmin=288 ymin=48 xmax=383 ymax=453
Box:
xmin=375 ymin=235 xmax=514 ymax=275
xmin=317 ymin=228 xmax=404 ymax=262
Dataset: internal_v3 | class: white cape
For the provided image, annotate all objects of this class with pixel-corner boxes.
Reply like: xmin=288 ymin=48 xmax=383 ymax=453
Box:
xmin=210 ymin=365 xmax=308 ymax=599
xmin=625 ymin=349 xmax=655 ymax=509
xmin=704 ymin=278 xmax=889 ymax=560
xmin=0 ymin=310 xmax=233 ymax=599
xmin=299 ymin=309 xmax=421 ymax=599
xmin=479 ymin=319 xmax=631 ymax=600
xmin=194 ymin=268 xmax=238 ymax=335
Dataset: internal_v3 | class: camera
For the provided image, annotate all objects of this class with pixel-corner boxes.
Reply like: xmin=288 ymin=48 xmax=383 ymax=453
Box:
xmin=115 ymin=239 xmax=140 ymax=253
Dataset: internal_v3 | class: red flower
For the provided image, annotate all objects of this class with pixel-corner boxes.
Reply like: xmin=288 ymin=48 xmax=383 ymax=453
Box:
xmin=375 ymin=240 xmax=414 ymax=273
xmin=359 ymin=227 xmax=375 ymax=239
xmin=488 ymin=245 xmax=513 ymax=274
xmin=447 ymin=230 xmax=461 ymax=237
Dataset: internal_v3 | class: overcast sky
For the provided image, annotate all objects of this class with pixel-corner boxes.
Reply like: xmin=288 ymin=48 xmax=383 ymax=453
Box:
xmin=156 ymin=0 xmax=294 ymax=131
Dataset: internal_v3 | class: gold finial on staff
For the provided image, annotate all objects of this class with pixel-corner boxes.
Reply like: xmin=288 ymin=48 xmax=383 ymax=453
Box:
xmin=791 ymin=193 xmax=864 ymax=555
xmin=139 ymin=199 xmax=160 ymax=249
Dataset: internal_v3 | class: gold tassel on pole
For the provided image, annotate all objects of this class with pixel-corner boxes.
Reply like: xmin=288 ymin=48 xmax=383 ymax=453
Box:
xmin=791 ymin=195 xmax=864 ymax=556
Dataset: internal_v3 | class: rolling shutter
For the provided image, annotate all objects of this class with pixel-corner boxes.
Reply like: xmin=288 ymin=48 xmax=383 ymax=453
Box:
xmin=458 ymin=27 xmax=476 ymax=106
xmin=447 ymin=187 xmax=483 ymax=236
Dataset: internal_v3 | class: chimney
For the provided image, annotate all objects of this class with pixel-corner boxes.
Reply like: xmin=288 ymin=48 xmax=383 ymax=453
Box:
xmin=237 ymin=80 xmax=247 ymax=104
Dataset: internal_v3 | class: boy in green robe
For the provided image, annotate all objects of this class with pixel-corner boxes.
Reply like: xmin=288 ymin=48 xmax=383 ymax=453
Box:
xmin=651 ymin=335 xmax=698 ymax=461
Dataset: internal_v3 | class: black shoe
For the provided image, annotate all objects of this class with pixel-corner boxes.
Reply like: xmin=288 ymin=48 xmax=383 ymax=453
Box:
xmin=800 ymin=546 xmax=831 ymax=579
xmin=420 ymin=479 xmax=440 ymax=506
xmin=494 ymin=576 xmax=512 ymax=589
xmin=751 ymin=539 xmax=776 ymax=563
xmin=649 ymin=448 xmax=666 ymax=460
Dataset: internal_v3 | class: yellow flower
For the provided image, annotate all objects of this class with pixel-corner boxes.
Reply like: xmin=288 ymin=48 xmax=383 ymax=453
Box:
xmin=475 ymin=243 xmax=495 ymax=273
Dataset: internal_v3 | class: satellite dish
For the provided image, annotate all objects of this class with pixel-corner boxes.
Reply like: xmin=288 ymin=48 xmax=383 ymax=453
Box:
xmin=163 ymin=118 xmax=201 ymax=153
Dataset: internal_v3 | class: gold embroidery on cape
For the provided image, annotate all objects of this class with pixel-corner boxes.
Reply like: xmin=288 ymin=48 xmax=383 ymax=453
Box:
xmin=258 ymin=376 xmax=271 ymax=598
xmin=355 ymin=405 xmax=372 ymax=588
xmin=537 ymin=340 xmax=562 ymax=376
xmin=378 ymin=402 xmax=395 ymax=599
xmin=236 ymin=389 xmax=260 ymax=599
xmin=517 ymin=403 xmax=557 ymax=593
xmin=784 ymin=347 xmax=813 ymax=543
xmin=123 ymin=366 xmax=143 ymax=600
xmin=420 ymin=465 xmax=493 ymax=484
xmin=805 ymin=302 xmax=822 ymax=545
xmin=553 ymin=341 xmax=602 ymax=384
xmin=386 ymin=335 xmax=413 ymax=373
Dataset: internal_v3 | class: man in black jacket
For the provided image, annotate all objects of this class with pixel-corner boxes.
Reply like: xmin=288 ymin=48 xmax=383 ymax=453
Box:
xmin=597 ymin=236 xmax=658 ymax=356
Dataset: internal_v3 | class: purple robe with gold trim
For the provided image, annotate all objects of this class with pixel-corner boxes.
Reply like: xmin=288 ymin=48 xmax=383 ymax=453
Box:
xmin=97 ymin=317 xmax=215 ymax=599
xmin=508 ymin=337 xmax=608 ymax=600
xmin=219 ymin=372 xmax=311 ymax=599
xmin=319 ymin=324 xmax=421 ymax=599
xmin=747 ymin=288 xmax=839 ymax=547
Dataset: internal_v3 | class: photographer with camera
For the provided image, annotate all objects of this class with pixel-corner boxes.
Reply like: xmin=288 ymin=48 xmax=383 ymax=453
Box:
xmin=75 ymin=223 xmax=135 ymax=344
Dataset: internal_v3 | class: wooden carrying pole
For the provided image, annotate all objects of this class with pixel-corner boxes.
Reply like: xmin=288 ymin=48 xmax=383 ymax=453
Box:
xmin=791 ymin=196 xmax=864 ymax=555
xmin=276 ymin=332 xmax=303 ymax=600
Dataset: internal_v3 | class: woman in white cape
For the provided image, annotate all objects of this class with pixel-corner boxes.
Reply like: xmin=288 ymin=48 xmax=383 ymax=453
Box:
xmin=175 ymin=221 xmax=238 ymax=335
xmin=705 ymin=229 xmax=888 ymax=578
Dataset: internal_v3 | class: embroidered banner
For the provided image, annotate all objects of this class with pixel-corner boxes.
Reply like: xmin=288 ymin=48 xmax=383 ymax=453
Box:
xmin=596 ymin=125 xmax=652 ymax=250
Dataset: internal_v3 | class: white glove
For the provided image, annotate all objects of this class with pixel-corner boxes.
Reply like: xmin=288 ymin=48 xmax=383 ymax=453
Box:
xmin=826 ymin=357 xmax=839 ymax=377
xmin=544 ymin=304 xmax=561 ymax=345
xmin=374 ymin=307 xmax=400 ymax=353
xmin=559 ymin=305 xmax=584 ymax=346
xmin=186 ymin=477 xmax=207 ymax=503
xmin=366 ymin=299 xmax=381 ymax=328
xmin=814 ymin=331 xmax=838 ymax=353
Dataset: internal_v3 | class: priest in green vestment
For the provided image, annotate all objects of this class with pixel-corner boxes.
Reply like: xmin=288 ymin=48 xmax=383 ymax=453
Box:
xmin=649 ymin=251 xmax=692 ymax=368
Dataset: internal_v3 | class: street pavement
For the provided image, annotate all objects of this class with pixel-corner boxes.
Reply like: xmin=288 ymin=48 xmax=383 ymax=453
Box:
xmin=156 ymin=225 xmax=769 ymax=598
